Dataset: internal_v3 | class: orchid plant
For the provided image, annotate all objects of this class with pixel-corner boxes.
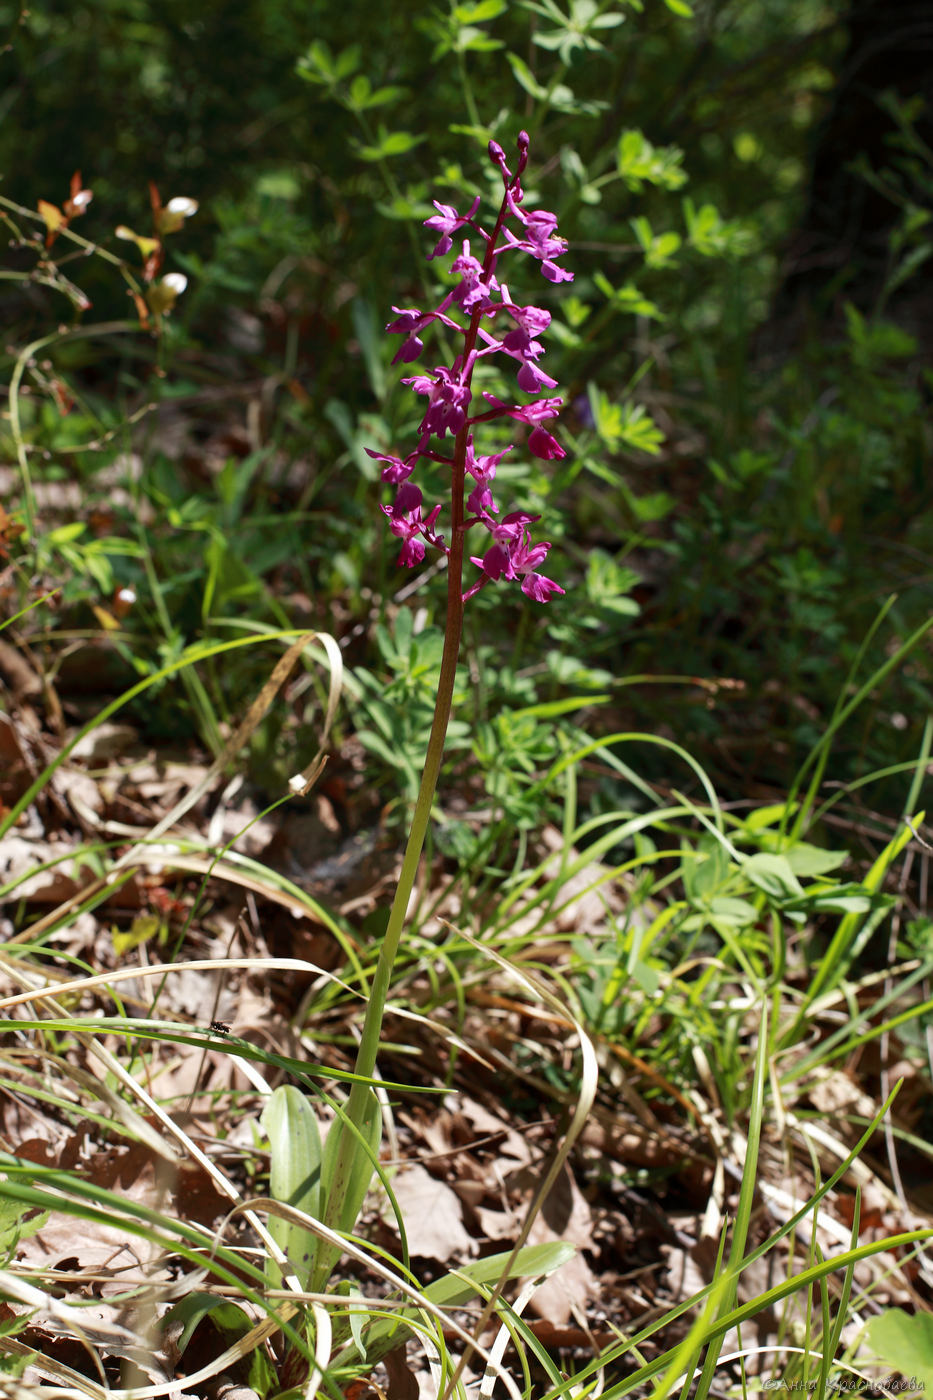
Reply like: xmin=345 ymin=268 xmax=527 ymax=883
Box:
xmin=279 ymin=133 xmax=572 ymax=1296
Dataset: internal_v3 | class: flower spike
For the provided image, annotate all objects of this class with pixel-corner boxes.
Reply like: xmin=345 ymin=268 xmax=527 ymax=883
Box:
xmin=372 ymin=134 xmax=571 ymax=603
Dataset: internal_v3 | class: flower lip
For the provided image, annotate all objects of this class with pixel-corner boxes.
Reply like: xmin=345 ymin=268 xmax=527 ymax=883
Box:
xmin=528 ymin=424 xmax=565 ymax=459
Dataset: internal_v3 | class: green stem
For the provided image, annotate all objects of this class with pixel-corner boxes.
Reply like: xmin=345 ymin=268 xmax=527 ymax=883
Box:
xmin=318 ymin=170 xmax=509 ymax=1268
xmin=320 ymin=279 xmax=497 ymax=1252
xmin=349 ymin=451 xmax=466 ymax=1096
xmin=320 ymin=394 xmax=470 ymax=1249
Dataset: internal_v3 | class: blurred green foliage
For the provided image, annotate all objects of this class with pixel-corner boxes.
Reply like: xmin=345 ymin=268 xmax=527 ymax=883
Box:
xmin=1 ymin=0 xmax=931 ymax=821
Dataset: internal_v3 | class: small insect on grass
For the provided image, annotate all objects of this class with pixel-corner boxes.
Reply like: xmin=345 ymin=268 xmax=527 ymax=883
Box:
xmin=209 ymin=1020 xmax=231 ymax=1037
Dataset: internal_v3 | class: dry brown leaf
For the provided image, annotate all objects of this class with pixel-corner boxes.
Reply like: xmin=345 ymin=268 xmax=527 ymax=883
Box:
xmin=70 ymin=722 xmax=141 ymax=761
xmin=451 ymin=1097 xmax=533 ymax=1167
xmin=539 ymin=823 xmax=624 ymax=933
xmin=518 ymin=1163 xmax=596 ymax=1324
xmin=55 ymin=765 xmax=103 ymax=820
xmin=0 ymin=643 xmax=42 ymax=698
xmin=389 ymin=1165 xmax=477 ymax=1261
xmin=474 ymin=1205 xmax=520 ymax=1241
xmin=383 ymin=1346 xmax=419 ymax=1400
xmin=0 ymin=836 xmax=79 ymax=903
xmin=807 ymin=1067 xmax=876 ymax=1121
xmin=525 ymin=1247 xmax=594 ymax=1326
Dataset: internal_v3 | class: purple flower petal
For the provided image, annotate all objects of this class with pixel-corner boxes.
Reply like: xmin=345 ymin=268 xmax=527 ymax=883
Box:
xmin=528 ymin=425 xmax=565 ymax=459
xmin=521 ymin=572 xmax=564 ymax=602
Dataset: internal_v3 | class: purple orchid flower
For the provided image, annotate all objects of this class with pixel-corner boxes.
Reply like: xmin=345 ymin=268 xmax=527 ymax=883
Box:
xmin=424 ymin=194 xmax=482 ymax=260
xmin=370 ymin=132 xmax=570 ymax=602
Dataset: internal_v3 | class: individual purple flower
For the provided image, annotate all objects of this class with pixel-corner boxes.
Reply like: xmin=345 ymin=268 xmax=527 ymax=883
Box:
xmin=480 ymin=392 xmax=563 ymax=425
xmin=386 ymin=306 xmax=465 ymax=364
xmin=365 ymin=447 xmax=418 ymax=484
xmin=500 ymin=288 xmax=551 ymax=344
xmin=465 ymin=530 xmax=564 ymax=603
xmin=486 ymin=509 xmax=542 ymax=544
xmin=502 ymin=201 xmax=573 ymax=283
xmin=424 ymin=194 xmax=481 ymax=260
xmin=488 ymin=132 xmax=529 ymax=188
xmin=403 ymin=365 xmax=472 ymax=439
xmin=465 ymin=442 xmax=511 ymax=515
xmin=516 ymin=358 xmax=558 ymax=394
xmin=490 ymin=292 xmax=557 ymax=392
xmin=469 ymin=541 xmax=510 ymax=583
xmin=381 ymin=482 xmax=444 ymax=568
xmin=386 ymin=308 xmax=434 ymax=364
xmin=520 ymin=567 xmax=565 ymax=603
xmin=479 ymin=392 xmax=560 ymax=445
xmin=449 ymin=241 xmax=498 ymax=312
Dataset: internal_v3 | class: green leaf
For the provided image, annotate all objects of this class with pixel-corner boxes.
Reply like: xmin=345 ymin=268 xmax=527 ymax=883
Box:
xmin=784 ymin=843 xmax=849 ymax=877
xmin=709 ymin=896 xmax=759 ymax=927
xmin=295 ymin=40 xmax=360 ymax=87
xmin=348 ymin=74 xmax=372 ymax=107
xmin=683 ymin=837 xmax=729 ymax=903
xmin=165 ymin=1294 xmax=252 ymax=1356
xmin=314 ymin=1088 xmax=381 ymax=1290
xmin=255 ymin=170 xmax=301 ymax=200
xmin=663 ymin=0 xmax=694 ymax=14
xmin=261 ymin=1086 xmax=323 ymax=1290
xmin=249 ymin=1347 xmax=279 ymax=1396
xmin=587 ymin=384 xmax=664 ymax=457
xmin=342 ymin=1285 xmax=368 ymax=1360
xmin=865 ymin=1309 xmax=933 ymax=1394
xmin=356 ymin=129 xmax=426 ymax=161
xmin=0 ymin=1199 xmax=49 ymax=1257
xmin=625 ymin=488 xmax=674 ymax=521
xmin=454 ymin=0 xmax=507 ymax=19
xmin=801 ymin=892 xmax=872 ymax=914
xmin=47 ymin=521 xmax=86 ymax=546
xmin=592 ymin=272 xmax=662 ymax=319
xmin=621 ymin=404 xmax=665 ymax=456
xmin=363 ymin=84 xmax=408 ymax=110
xmin=742 ymin=852 xmax=805 ymax=902
xmin=507 ymin=51 xmax=547 ymax=99
xmin=335 ymin=1242 xmax=577 ymax=1369
xmin=346 ymin=74 xmax=407 ymax=111
xmin=585 ymin=549 xmax=641 ymax=614
xmin=741 ymin=803 xmax=794 ymax=833
xmin=426 ymin=1242 xmax=576 ymax=1307
xmin=526 ymin=0 xmax=626 ymax=60
xmin=682 ymin=196 xmax=753 ymax=257
xmin=112 ymin=914 xmax=160 ymax=958
xmin=617 ymin=129 xmax=687 ymax=192
xmin=335 ymin=44 xmax=362 ymax=79
xmin=351 ymin=298 xmax=386 ymax=401
xmin=457 ymin=26 xmax=504 ymax=51
xmin=647 ymin=230 xmax=682 ymax=268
